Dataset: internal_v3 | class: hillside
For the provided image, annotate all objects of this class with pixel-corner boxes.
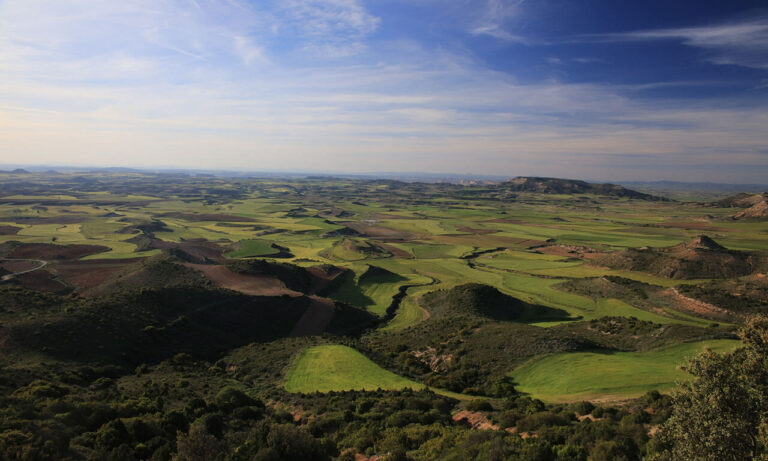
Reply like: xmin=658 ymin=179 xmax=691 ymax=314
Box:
xmin=597 ymin=235 xmax=767 ymax=279
xmin=420 ymin=283 xmax=569 ymax=322
xmin=0 ymin=284 xmax=377 ymax=365
xmin=502 ymin=177 xmax=669 ymax=201
xmin=676 ymin=274 xmax=768 ymax=316
xmin=715 ymin=192 xmax=768 ymax=208
xmin=714 ymin=192 xmax=768 ymax=220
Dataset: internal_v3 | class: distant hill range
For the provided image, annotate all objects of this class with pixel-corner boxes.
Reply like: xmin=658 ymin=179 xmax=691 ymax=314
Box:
xmin=501 ymin=177 xmax=669 ymax=201
xmin=714 ymin=193 xmax=768 ymax=220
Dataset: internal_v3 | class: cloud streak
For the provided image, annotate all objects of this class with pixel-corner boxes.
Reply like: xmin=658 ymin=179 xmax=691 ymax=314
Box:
xmin=582 ymin=17 xmax=768 ymax=69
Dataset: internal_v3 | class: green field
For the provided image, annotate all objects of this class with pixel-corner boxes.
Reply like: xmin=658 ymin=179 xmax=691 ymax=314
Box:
xmin=511 ymin=339 xmax=739 ymax=402
xmin=225 ymin=239 xmax=281 ymax=258
xmin=284 ymin=345 xmax=424 ymax=393
xmin=1 ymin=173 xmax=763 ymax=405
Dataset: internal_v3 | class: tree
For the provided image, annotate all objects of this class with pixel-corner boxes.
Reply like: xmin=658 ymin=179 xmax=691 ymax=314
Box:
xmin=650 ymin=316 xmax=768 ymax=460
xmin=173 ymin=425 xmax=222 ymax=461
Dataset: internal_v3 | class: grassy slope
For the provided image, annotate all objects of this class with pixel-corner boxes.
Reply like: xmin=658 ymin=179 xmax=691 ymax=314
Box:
xmin=284 ymin=344 xmax=469 ymax=400
xmin=284 ymin=344 xmax=424 ymax=393
xmin=510 ymin=339 xmax=739 ymax=402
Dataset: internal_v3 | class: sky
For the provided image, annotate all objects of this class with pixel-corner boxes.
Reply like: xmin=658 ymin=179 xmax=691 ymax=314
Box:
xmin=0 ymin=0 xmax=767 ymax=182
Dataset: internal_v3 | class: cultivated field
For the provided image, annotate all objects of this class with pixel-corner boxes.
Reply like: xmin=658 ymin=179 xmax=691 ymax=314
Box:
xmin=1 ymin=172 xmax=766 ymax=404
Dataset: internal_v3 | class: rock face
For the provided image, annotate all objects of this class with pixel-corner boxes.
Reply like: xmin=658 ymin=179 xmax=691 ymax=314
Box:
xmin=502 ymin=177 xmax=668 ymax=201
xmin=716 ymin=192 xmax=768 ymax=208
xmin=715 ymin=193 xmax=768 ymax=220
xmin=673 ymin=235 xmax=725 ymax=251
xmin=734 ymin=200 xmax=768 ymax=220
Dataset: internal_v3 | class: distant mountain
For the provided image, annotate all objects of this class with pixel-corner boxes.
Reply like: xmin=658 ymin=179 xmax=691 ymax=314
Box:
xmin=502 ymin=177 xmax=669 ymax=201
xmin=622 ymin=180 xmax=768 ymax=193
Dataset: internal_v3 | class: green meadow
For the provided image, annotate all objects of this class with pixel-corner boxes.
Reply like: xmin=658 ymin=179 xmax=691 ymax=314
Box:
xmin=284 ymin=345 xmax=424 ymax=393
xmin=511 ymin=339 xmax=739 ymax=402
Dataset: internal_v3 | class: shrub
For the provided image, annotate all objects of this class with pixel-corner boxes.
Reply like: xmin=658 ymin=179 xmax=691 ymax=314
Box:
xmin=214 ymin=387 xmax=257 ymax=412
xmin=465 ymin=400 xmax=493 ymax=412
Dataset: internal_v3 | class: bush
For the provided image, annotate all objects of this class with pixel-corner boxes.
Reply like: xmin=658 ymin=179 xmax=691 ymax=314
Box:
xmin=465 ymin=400 xmax=493 ymax=412
xmin=266 ymin=424 xmax=330 ymax=461
xmin=214 ymin=387 xmax=257 ymax=412
xmin=173 ymin=425 xmax=222 ymax=461
xmin=516 ymin=412 xmax=569 ymax=431
xmin=573 ymin=401 xmax=594 ymax=416
xmin=497 ymin=410 xmax=522 ymax=429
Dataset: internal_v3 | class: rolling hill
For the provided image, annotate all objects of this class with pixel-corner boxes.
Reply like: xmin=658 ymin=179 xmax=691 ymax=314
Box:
xmin=502 ymin=177 xmax=669 ymax=201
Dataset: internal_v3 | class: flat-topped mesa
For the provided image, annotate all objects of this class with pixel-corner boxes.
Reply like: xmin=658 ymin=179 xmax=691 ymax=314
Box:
xmin=502 ymin=176 xmax=669 ymax=201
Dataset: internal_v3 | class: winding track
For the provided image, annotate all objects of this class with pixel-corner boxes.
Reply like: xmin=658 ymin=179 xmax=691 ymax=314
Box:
xmin=0 ymin=258 xmax=48 ymax=282
xmin=383 ymin=273 xmax=439 ymax=323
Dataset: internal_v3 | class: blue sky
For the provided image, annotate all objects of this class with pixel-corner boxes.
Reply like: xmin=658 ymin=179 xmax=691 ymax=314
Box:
xmin=0 ymin=0 xmax=767 ymax=182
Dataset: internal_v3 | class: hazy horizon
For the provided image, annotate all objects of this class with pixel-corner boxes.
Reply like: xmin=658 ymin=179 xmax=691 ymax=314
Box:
xmin=1 ymin=1 xmax=767 ymax=182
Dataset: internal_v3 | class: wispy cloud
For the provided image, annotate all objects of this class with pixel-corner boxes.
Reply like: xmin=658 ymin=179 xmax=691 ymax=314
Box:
xmin=0 ymin=1 xmax=767 ymax=181
xmin=583 ymin=17 xmax=768 ymax=69
xmin=469 ymin=0 xmax=527 ymax=43
xmin=278 ymin=0 xmax=380 ymax=57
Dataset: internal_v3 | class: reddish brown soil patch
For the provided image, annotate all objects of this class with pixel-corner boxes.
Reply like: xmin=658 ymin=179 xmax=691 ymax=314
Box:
xmin=345 ymin=222 xmax=411 ymax=240
xmin=455 ymin=225 xmax=497 ymax=235
xmin=8 ymin=243 xmax=110 ymax=260
xmin=54 ymin=259 xmax=140 ymax=296
xmin=0 ymin=225 xmax=21 ymax=235
xmin=537 ymin=244 xmax=605 ymax=260
xmin=13 ymin=270 xmax=68 ymax=293
xmin=150 ymin=239 xmax=225 ymax=264
xmin=434 ymin=234 xmax=545 ymax=249
xmin=452 ymin=411 xmax=500 ymax=431
xmin=486 ymin=218 xmax=525 ymax=224
xmin=412 ymin=347 xmax=454 ymax=372
xmin=371 ymin=214 xmax=416 ymax=220
xmin=11 ymin=215 xmax=90 ymax=225
xmin=660 ymin=221 xmax=726 ymax=231
xmin=306 ymin=266 xmax=349 ymax=293
xmin=289 ymin=297 xmax=336 ymax=337
xmin=660 ymin=288 xmax=732 ymax=320
xmin=375 ymin=243 xmax=412 ymax=258
xmin=161 ymin=212 xmax=254 ymax=222
xmin=185 ymin=264 xmax=300 ymax=297
xmin=0 ymin=260 xmax=40 ymax=273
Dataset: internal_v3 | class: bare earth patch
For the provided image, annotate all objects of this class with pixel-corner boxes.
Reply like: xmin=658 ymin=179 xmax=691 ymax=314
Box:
xmin=0 ymin=225 xmax=21 ymax=235
xmin=8 ymin=243 xmax=110 ymax=260
xmin=55 ymin=259 xmax=141 ymax=296
xmin=452 ymin=410 xmax=500 ymax=431
xmin=289 ymin=297 xmax=336 ymax=337
xmin=661 ymin=287 xmax=732 ymax=320
xmin=184 ymin=263 xmax=300 ymax=297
